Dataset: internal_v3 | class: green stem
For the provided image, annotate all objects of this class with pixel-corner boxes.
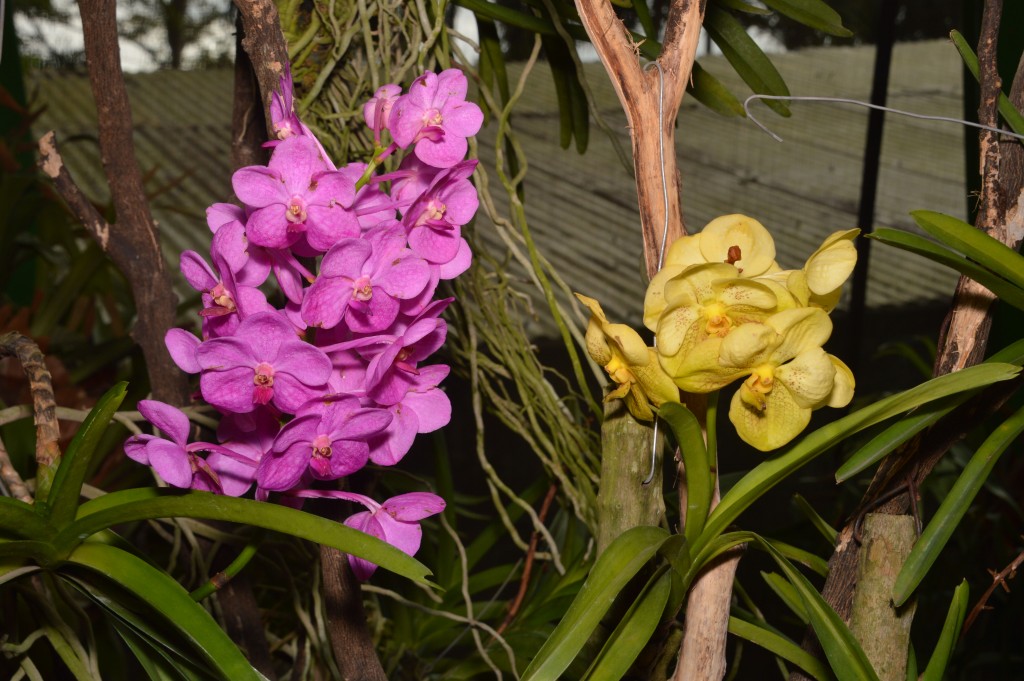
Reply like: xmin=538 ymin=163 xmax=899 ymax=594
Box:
xmin=190 ymin=541 xmax=260 ymax=602
xmin=706 ymin=391 xmax=719 ymax=473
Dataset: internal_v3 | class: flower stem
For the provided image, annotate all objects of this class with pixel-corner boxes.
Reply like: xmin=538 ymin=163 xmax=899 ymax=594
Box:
xmin=190 ymin=540 xmax=260 ymax=601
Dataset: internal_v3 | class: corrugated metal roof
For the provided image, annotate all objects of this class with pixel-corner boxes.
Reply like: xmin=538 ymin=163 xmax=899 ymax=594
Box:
xmin=27 ymin=39 xmax=965 ymax=336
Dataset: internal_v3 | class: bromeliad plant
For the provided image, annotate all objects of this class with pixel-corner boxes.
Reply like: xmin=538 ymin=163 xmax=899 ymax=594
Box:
xmin=0 ymin=67 xmax=483 ymax=678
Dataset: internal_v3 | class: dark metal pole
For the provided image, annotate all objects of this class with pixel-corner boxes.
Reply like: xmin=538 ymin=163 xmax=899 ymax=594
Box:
xmin=848 ymin=0 xmax=900 ymax=373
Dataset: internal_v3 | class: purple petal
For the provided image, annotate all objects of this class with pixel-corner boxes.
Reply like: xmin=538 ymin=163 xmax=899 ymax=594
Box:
xmin=438 ymin=239 xmax=472 ymax=280
xmin=247 ymin=204 xmax=297 ymax=250
xmin=346 ymin=291 xmax=399 ymax=334
xmin=404 ymin=387 xmax=451 ymax=433
xmin=324 ymin=439 xmax=369 ymax=478
xmin=270 ymin=136 xmax=328 ymax=194
xmin=441 ymin=100 xmax=483 ymax=138
xmin=409 ymin=223 xmax=461 ymax=264
xmin=124 ymin=434 xmax=157 ymax=464
xmin=272 ymin=373 xmax=326 ymax=414
xmin=320 ymin=239 xmax=372 ymax=278
xmin=434 ymin=69 xmax=468 ymax=104
xmin=165 ymin=329 xmax=202 ymax=373
xmin=138 ymin=400 xmax=192 ymax=445
xmin=238 ymin=311 xmax=297 ymax=363
xmin=274 ymin=344 xmax=332 ymax=386
xmin=414 ymin=134 xmax=468 ymax=170
xmin=338 ymin=408 xmax=393 ymax=440
xmin=369 ymin=405 xmax=416 ymax=466
xmin=180 ymin=251 xmax=218 ymax=292
xmin=206 ymin=450 xmax=258 ymax=497
xmin=200 ymin=366 xmax=258 ymax=413
xmin=197 ymin=336 xmax=256 ymax=371
xmin=376 ymin=513 xmax=422 ymax=557
xmin=207 ymin=203 xmax=246 ymax=232
xmin=301 ymin=277 xmax=353 ymax=330
xmin=389 ymin=97 xmax=425 ymax=149
xmin=146 ymin=440 xmax=193 ymax=488
xmin=377 ymin=256 xmax=431 ymax=299
xmin=305 ymin=205 xmax=361 ymax=252
xmin=256 ymin=443 xmax=308 ymax=492
xmin=232 ymin=166 xmax=284 ymax=208
xmin=382 ymin=492 xmax=446 ymax=521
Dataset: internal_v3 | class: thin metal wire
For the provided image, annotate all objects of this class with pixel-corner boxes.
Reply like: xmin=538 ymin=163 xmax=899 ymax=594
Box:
xmin=642 ymin=60 xmax=669 ymax=486
xmin=743 ymin=94 xmax=1024 ymax=143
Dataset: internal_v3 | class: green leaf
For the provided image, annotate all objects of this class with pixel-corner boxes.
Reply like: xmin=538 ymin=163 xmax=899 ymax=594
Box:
xmin=868 ymin=228 xmax=1024 ymax=311
xmin=910 ymin=210 xmax=1024 ymax=291
xmin=65 ymin=542 xmax=259 ymax=681
xmin=704 ymin=7 xmax=791 ymax=116
xmin=762 ymin=570 xmax=809 ymax=624
xmin=0 ymin=497 xmax=52 ymax=540
xmin=761 ymin=0 xmax=852 ymax=36
xmin=113 ymin=620 xmax=206 ymax=681
xmin=770 ymin=540 xmax=829 ymax=577
xmin=893 ymin=404 xmax=1024 ymax=606
xmin=717 ymin=0 xmax=773 ymax=15
xmin=920 ymin=580 xmax=969 ymax=681
xmin=792 ymin=494 xmax=838 ymax=544
xmin=835 ymin=395 xmax=961 ymax=482
xmin=728 ymin=617 xmax=831 ymax=680
xmin=64 ymin=489 xmax=433 ymax=584
xmin=521 ymin=526 xmax=670 ymax=680
xmin=760 ymin=538 xmax=879 ymax=681
xmin=631 ymin=0 xmax=657 ymax=38
xmin=46 ymin=382 xmax=127 ymax=521
xmin=543 ymin=36 xmax=576 ymax=150
xmin=583 ymin=569 xmax=672 ymax=681
xmin=659 ymin=402 xmax=711 ymax=546
xmin=688 ymin=62 xmax=746 ymax=117
xmin=454 ymin=0 xmax=556 ymax=35
xmin=950 ymin=30 xmax=1024 ymax=136
xmin=696 ymin=363 xmax=1021 ymax=557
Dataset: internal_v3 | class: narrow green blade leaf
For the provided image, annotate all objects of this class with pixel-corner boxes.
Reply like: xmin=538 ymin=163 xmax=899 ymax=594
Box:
xmin=521 ymin=526 xmax=670 ymax=680
xmin=65 ymin=489 xmax=433 ymax=584
xmin=113 ymin=620 xmax=202 ymax=681
xmin=950 ymin=30 xmax=1024 ymax=135
xmin=659 ymin=402 xmax=711 ymax=545
xmin=761 ymin=540 xmax=879 ymax=681
xmin=47 ymin=382 xmax=127 ymax=521
xmin=910 ymin=210 xmax=1024 ymax=291
xmin=893 ymin=404 xmax=1024 ymax=606
xmin=697 ymin=363 xmax=1020 ymax=556
xmin=868 ymin=228 xmax=1024 ymax=311
xmin=584 ymin=570 xmax=672 ymax=681
xmin=728 ymin=617 xmax=831 ymax=680
xmin=718 ymin=0 xmax=773 ymax=15
xmin=835 ymin=395 xmax=961 ymax=482
xmin=762 ymin=571 xmax=809 ymax=624
xmin=770 ymin=540 xmax=829 ymax=577
xmin=688 ymin=62 xmax=746 ymax=117
xmin=705 ymin=7 xmax=791 ymax=116
xmin=0 ymin=497 xmax=51 ymax=540
xmin=454 ymin=0 xmax=556 ymax=35
xmin=66 ymin=542 xmax=259 ymax=681
xmin=920 ymin=580 xmax=969 ymax=681
xmin=792 ymin=494 xmax=838 ymax=544
xmin=761 ymin=0 xmax=852 ymax=36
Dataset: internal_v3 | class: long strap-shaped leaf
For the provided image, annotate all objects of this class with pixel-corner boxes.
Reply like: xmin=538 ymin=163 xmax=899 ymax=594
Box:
xmin=696 ymin=363 xmax=1020 ymax=557
xmin=66 ymin=542 xmax=260 ymax=681
xmin=62 ymin=489 xmax=433 ymax=584
xmin=0 ymin=497 xmax=52 ymax=540
xmin=910 ymin=210 xmax=1024 ymax=291
xmin=728 ymin=616 xmax=830 ymax=680
xmin=582 ymin=568 xmax=673 ymax=681
xmin=867 ymin=228 xmax=1024 ymax=312
xmin=521 ymin=525 xmax=670 ymax=680
xmin=893 ymin=403 xmax=1024 ymax=606
xmin=659 ymin=402 xmax=712 ymax=546
xmin=46 ymin=382 xmax=127 ymax=524
xmin=919 ymin=580 xmax=970 ymax=681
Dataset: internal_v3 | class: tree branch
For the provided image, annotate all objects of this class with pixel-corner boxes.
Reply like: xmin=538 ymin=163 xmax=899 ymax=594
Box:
xmin=69 ymin=0 xmax=188 ymax=406
xmin=232 ymin=0 xmax=291 ymax=135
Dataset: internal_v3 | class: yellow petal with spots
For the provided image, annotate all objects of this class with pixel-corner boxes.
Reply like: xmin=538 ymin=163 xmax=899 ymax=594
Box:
xmin=805 ymin=229 xmax=859 ymax=296
xmin=719 ymin=322 xmax=776 ymax=369
xmin=826 ymin=354 xmax=855 ymax=408
xmin=775 ymin=346 xmax=836 ymax=409
xmin=729 ymin=379 xmax=812 ymax=451
xmin=699 ymin=214 xmax=777 ymax=277
xmin=766 ymin=308 xmax=833 ymax=366
xmin=663 ymin=234 xmax=706 ymax=269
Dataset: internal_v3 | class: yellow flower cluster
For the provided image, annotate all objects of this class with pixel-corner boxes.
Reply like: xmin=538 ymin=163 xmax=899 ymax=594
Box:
xmin=578 ymin=214 xmax=858 ymax=451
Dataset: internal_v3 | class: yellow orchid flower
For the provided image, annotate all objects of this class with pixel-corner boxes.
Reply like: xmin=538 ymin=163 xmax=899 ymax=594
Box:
xmin=651 ymin=263 xmax=784 ymax=381
xmin=721 ymin=308 xmax=854 ymax=451
xmin=644 ymin=216 xmax=782 ymax=329
xmin=576 ymin=293 xmax=679 ymax=421
xmin=763 ymin=229 xmax=859 ymax=312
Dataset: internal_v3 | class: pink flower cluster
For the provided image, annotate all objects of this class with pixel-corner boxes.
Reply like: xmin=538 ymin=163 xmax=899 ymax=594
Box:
xmin=124 ymin=68 xmax=483 ymax=579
